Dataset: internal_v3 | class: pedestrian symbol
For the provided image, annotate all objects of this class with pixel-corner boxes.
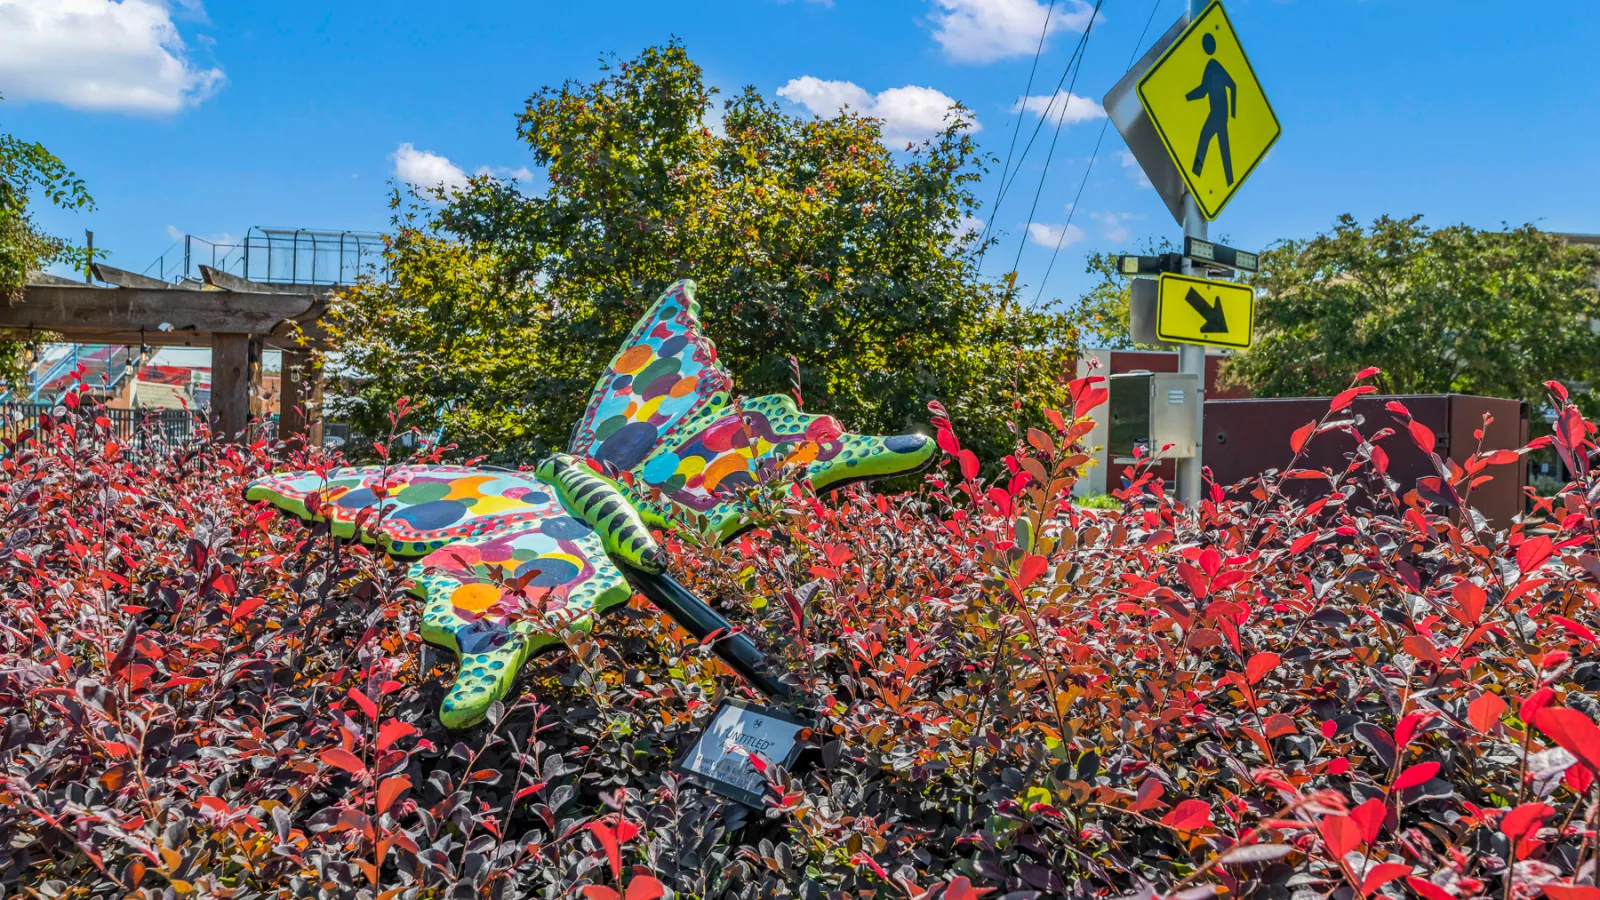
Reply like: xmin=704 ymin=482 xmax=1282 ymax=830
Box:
xmin=1136 ymin=0 xmax=1278 ymax=220
xmin=1187 ymin=32 xmax=1235 ymax=185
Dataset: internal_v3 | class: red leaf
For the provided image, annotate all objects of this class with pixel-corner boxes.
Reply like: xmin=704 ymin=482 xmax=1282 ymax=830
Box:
xmin=958 ymin=449 xmax=979 ymax=481
xmin=1161 ymin=799 xmax=1212 ymax=831
xmin=1546 ymin=380 xmax=1570 ymax=402
xmin=1534 ymin=708 xmax=1600 ymax=772
xmin=376 ymin=775 xmax=411 ymax=814
xmin=321 ymin=748 xmax=366 ymax=777
xmin=1290 ymin=532 xmax=1320 ymax=555
xmin=1452 ymin=581 xmax=1486 ymax=624
xmin=1394 ymin=712 xmax=1428 ymax=748
xmin=1401 ymin=635 xmax=1441 ymax=666
xmin=1361 ymin=864 xmax=1413 ymax=897
xmin=1356 ymin=366 xmax=1381 ymax=380
xmin=943 ymin=877 xmax=994 ymax=900
xmin=1407 ymin=876 xmax=1455 ymax=900
xmin=514 ymin=781 xmax=549 ymax=802
xmin=586 ymin=821 xmax=623 ymax=879
xmin=581 ymin=889 xmax=621 ymax=900
xmin=1393 ymin=762 xmax=1439 ymax=791
xmin=1500 ymin=802 xmax=1554 ymax=839
xmin=1350 ymin=798 xmax=1386 ymax=844
xmin=1546 ymin=888 xmax=1600 ymax=900
xmin=1467 ymin=694 xmax=1508 ymax=734
xmin=229 ymin=596 xmax=265 ymax=624
xmin=1245 ymin=652 xmax=1280 ymax=685
xmin=1517 ymin=536 xmax=1554 ymax=574
xmin=1407 ymin=420 xmax=1435 ymax=453
xmin=1290 ymin=421 xmax=1316 ymax=454
xmin=1016 ymin=554 xmax=1049 ymax=589
xmin=377 ymin=720 xmax=417 ymax=751
xmin=1521 ymin=687 xmax=1556 ymax=723
xmin=1320 ymin=815 xmax=1361 ymax=858
xmin=1129 ymin=777 xmax=1165 ymax=813
xmin=1483 ymin=449 xmax=1521 ymax=466
xmin=1551 ymin=615 xmax=1599 ymax=643
xmin=348 ymin=687 xmax=378 ymax=721
xmin=1385 ymin=401 xmax=1412 ymax=418
xmin=1330 ymin=385 xmax=1376 ymax=412
xmin=624 ymin=876 xmax=666 ymax=900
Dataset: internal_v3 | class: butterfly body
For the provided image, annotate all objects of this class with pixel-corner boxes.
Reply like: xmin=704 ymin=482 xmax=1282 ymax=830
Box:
xmin=247 ymin=280 xmax=933 ymax=728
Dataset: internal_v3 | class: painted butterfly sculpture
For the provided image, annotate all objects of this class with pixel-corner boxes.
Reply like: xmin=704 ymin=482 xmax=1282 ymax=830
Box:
xmin=247 ymin=280 xmax=934 ymax=728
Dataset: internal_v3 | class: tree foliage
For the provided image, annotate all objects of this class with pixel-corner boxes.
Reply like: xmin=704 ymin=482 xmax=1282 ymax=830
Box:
xmin=0 ymin=95 xmax=94 ymax=380
xmin=1225 ymin=214 xmax=1600 ymax=409
xmin=329 ymin=43 xmax=1074 ymax=463
xmin=0 ymin=96 xmax=93 ymax=305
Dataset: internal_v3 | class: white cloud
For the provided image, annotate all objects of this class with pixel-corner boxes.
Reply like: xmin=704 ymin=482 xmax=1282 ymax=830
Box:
xmin=166 ymin=224 xmax=185 ymax=243
xmin=1090 ymin=211 xmax=1142 ymax=243
xmin=393 ymin=143 xmax=470 ymax=192
xmin=956 ymin=214 xmax=984 ymax=235
xmin=475 ymin=164 xmax=534 ymax=183
xmin=777 ymin=76 xmax=978 ymax=146
xmin=1119 ymin=149 xmax=1153 ymax=189
xmin=930 ymin=0 xmax=1099 ymax=64
xmin=0 ymin=0 xmax=224 ymax=114
xmin=1027 ymin=221 xmax=1085 ymax=248
xmin=1013 ymin=90 xmax=1105 ymax=127
xmin=393 ymin=145 xmax=536 ymax=193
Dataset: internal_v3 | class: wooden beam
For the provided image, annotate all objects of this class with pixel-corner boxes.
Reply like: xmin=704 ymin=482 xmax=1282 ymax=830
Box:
xmin=4 ymin=284 xmax=319 ymax=337
xmin=278 ymin=348 xmax=324 ymax=450
xmin=201 ymin=265 xmax=336 ymax=297
xmin=210 ymin=333 xmax=253 ymax=442
xmin=91 ymin=263 xmax=171 ymax=290
xmin=26 ymin=271 xmax=91 ymax=287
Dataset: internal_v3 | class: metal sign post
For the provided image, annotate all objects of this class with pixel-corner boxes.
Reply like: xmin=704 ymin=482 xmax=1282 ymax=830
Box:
xmin=1178 ymin=167 xmax=1207 ymax=507
xmin=1105 ymin=0 xmax=1278 ymax=509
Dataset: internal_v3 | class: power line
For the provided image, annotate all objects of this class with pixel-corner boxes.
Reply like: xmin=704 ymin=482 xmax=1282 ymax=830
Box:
xmin=1008 ymin=0 xmax=1107 ymax=278
xmin=977 ymin=0 xmax=1058 ymax=254
xmin=976 ymin=5 xmax=1103 ymax=268
xmin=1034 ymin=0 xmax=1167 ymax=304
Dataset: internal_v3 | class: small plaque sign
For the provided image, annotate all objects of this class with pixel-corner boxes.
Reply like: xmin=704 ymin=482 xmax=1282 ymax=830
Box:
xmin=675 ymin=699 xmax=809 ymax=807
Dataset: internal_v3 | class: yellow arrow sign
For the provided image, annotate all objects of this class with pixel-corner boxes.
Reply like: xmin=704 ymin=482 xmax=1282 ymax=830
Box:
xmin=1136 ymin=0 xmax=1280 ymax=220
xmin=1156 ymin=273 xmax=1254 ymax=349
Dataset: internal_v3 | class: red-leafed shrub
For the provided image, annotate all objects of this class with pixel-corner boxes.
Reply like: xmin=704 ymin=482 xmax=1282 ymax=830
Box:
xmin=1 ymin=370 xmax=1598 ymax=900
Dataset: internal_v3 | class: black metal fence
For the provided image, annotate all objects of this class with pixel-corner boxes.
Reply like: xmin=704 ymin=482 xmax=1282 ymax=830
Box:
xmin=1 ymin=404 xmax=202 ymax=452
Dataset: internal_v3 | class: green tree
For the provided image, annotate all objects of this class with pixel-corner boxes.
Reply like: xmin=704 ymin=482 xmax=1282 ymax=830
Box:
xmin=331 ymin=43 xmax=1074 ymax=462
xmin=1225 ymin=214 xmax=1600 ymax=409
xmin=1 ymin=95 xmax=94 ymax=379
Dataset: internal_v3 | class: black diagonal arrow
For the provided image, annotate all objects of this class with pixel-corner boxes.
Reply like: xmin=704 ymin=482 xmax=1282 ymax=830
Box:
xmin=1185 ymin=287 xmax=1228 ymax=333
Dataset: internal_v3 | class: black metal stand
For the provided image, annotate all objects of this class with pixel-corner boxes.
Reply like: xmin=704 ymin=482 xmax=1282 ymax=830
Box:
xmin=623 ymin=570 xmax=793 ymax=700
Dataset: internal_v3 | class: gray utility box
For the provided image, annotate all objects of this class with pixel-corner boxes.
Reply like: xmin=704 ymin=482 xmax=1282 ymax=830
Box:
xmin=1107 ymin=372 xmax=1199 ymax=462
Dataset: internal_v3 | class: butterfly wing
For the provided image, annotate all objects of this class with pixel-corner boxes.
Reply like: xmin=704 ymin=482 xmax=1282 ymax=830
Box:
xmin=568 ymin=280 xmax=734 ymax=471
xmin=408 ymin=515 xmax=631 ymax=729
xmin=632 ymin=393 xmax=934 ymax=541
xmin=244 ymin=465 xmax=565 ymax=556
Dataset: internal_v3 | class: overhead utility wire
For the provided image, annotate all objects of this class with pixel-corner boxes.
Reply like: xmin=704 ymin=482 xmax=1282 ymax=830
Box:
xmin=1007 ymin=0 xmax=1107 ymax=278
xmin=976 ymin=6 xmax=1103 ymax=268
xmin=1034 ymin=0 xmax=1166 ymax=303
xmin=976 ymin=0 xmax=1058 ymax=253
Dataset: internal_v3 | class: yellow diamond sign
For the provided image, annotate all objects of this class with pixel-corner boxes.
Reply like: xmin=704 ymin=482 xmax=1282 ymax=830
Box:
xmin=1156 ymin=273 xmax=1254 ymax=349
xmin=1136 ymin=0 xmax=1280 ymax=220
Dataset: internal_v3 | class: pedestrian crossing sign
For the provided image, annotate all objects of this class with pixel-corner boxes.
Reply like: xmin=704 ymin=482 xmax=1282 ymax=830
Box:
xmin=1136 ymin=0 xmax=1280 ymax=220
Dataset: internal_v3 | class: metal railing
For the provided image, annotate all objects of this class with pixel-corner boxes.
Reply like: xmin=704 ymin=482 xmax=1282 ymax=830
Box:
xmin=1 ymin=404 xmax=201 ymax=452
xmin=144 ymin=227 xmax=387 ymax=287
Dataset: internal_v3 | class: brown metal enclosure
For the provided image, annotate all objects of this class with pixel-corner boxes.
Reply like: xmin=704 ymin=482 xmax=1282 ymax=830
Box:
xmin=1202 ymin=394 xmax=1530 ymax=527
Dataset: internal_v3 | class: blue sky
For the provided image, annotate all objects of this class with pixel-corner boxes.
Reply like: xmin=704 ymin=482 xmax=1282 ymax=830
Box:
xmin=5 ymin=0 xmax=1599 ymax=305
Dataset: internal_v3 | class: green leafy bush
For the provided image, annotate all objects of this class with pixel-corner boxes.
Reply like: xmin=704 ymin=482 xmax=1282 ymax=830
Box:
xmin=328 ymin=42 xmax=1075 ymax=465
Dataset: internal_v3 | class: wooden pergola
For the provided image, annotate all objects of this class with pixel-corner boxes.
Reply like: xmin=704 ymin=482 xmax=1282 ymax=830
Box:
xmin=3 ymin=265 xmax=332 ymax=445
